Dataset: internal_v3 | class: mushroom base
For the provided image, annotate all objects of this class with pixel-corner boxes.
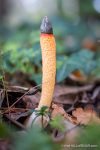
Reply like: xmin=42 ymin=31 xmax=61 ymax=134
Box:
xmin=25 ymin=109 xmax=50 ymax=128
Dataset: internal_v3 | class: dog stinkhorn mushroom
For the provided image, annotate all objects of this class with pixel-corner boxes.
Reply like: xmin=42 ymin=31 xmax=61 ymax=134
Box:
xmin=25 ymin=16 xmax=56 ymax=128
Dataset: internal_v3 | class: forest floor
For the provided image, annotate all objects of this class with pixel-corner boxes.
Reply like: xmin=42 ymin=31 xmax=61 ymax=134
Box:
xmin=0 ymin=77 xmax=100 ymax=150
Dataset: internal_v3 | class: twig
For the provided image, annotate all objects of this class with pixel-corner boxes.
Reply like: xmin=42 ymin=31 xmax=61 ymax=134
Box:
xmin=4 ymin=80 xmax=54 ymax=114
xmin=66 ymin=96 xmax=79 ymax=113
xmin=3 ymin=86 xmax=39 ymax=114
xmin=1 ymin=107 xmax=30 ymax=114
xmin=4 ymin=114 xmax=26 ymax=130
xmin=54 ymin=84 xmax=94 ymax=98
xmin=2 ymin=71 xmax=10 ymax=115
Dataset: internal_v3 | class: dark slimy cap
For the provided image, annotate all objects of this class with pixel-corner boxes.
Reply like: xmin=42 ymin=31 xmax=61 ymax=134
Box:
xmin=40 ymin=16 xmax=53 ymax=34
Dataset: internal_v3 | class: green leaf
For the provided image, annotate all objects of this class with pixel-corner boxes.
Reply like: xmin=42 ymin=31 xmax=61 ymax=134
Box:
xmin=0 ymin=75 xmax=3 ymax=80
xmin=13 ymin=127 xmax=59 ymax=150
xmin=0 ymin=122 xmax=12 ymax=138
xmin=91 ymin=58 xmax=100 ymax=78
xmin=76 ymin=123 xmax=100 ymax=150
xmin=35 ymin=106 xmax=49 ymax=116
xmin=57 ymin=49 xmax=96 ymax=82
xmin=50 ymin=115 xmax=65 ymax=132
xmin=31 ymin=73 xmax=42 ymax=84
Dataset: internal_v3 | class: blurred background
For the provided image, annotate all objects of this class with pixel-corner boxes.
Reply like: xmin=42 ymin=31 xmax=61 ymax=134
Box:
xmin=0 ymin=0 xmax=100 ymax=86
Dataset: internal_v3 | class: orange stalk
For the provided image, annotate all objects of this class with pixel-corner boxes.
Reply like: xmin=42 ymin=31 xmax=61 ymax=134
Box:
xmin=25 ymin=16 xmax=56 ymax=127
xmin=38 ymin=17 xmax=56 ymax=108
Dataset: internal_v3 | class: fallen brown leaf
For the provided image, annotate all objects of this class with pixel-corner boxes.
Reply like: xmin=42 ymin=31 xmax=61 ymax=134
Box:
xmin=51 ymin=104 xmax=78 ymax=124
xmin=51 ymin=104 xmax=79 ymax=144
xmin=70 ymin=70 xmax=87 ymax=82
xmin=72 ymin=107 xmax=100 ymax=125
xmin=51 ymin=104 xmax=67 ymax=118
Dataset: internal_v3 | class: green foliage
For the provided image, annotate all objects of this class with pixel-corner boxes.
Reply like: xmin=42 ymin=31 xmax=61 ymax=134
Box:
xmin=75 ymin=123 xmax=100 ymax=150
xmin=50 ymin=115 xmax=65 ymax=132
xmin=0 ymin=17 xmax=100 ymax=84
xmin=12 ymin=127 xmax=59 ymax=150
xmin=31 ymin=106 xmax=49 ymax=128
xmin=91 ymin=58 xmax=100 ymax=78
xmin=0 ymin=122 xmax=59 ymax=150
xmin=0 ymin=76 xmax=3 ymax=80
xmin=3 ymin=47 xmax=41 ymax=74
xmin=0 ymin=122 xmax=12 ymax=138
xmin=80 ymin=0 xmax=97 ymax=15
xmin=0 ymin=50 xmax=3 ymax=80
xmin=2 ymin=41 xmax=99 ymax=84
xmin=34 ymin=106 xmax=49 ymax=117
xmin=57 ymin=49 xmax=96 ymax=82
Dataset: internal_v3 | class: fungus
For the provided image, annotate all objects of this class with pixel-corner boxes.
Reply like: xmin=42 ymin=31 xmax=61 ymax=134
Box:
xmin=25 ymin=16 xmax=56 ymax=128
